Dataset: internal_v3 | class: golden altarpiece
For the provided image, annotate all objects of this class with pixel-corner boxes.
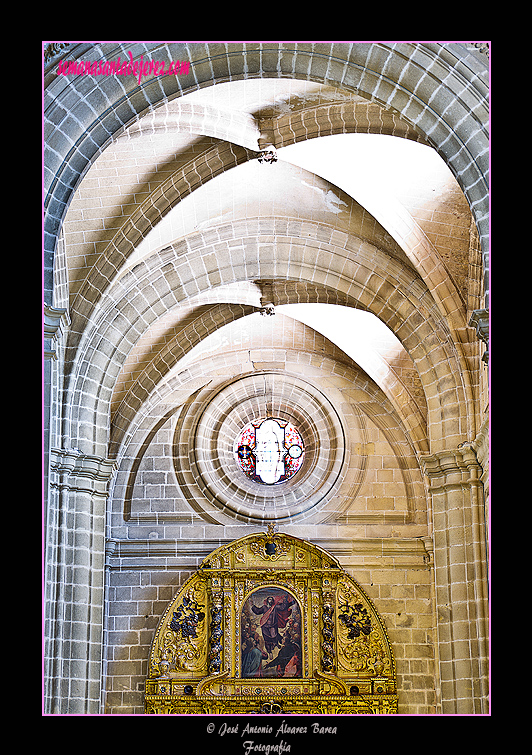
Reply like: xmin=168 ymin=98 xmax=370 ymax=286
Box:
xmin=145 ymin=529 xmax=398 ymax=714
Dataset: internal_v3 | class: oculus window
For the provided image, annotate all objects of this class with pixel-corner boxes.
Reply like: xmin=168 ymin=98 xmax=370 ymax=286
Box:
xmin=234 ymin=418 xmax=304 ymax=485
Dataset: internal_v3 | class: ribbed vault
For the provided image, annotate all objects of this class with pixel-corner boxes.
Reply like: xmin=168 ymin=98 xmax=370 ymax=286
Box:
xmin=62 ymin=219 xmax=475 ymax=459
xmin=43 ymin=42 xmax=489 ymax=715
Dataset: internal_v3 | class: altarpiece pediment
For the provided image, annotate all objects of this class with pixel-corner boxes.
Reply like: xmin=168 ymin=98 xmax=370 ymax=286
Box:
xmin=145 ymin=528 xmax=398 ymax=714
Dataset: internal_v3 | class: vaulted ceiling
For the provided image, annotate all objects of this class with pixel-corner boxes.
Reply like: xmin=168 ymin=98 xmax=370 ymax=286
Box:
xmin=51 ymin=68 xmax=484 ymax=527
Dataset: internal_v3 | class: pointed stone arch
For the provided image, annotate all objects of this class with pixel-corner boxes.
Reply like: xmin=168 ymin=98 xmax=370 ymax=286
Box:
xmin=44 ymin=42 xmax=489 ymax=307
xmin=62 ymin=220 xmax=474 ymax=458
xmin=64 ymin=102 xmax=467 ymax=332
xmin=44 ymin=43 xmax=489 ymax=715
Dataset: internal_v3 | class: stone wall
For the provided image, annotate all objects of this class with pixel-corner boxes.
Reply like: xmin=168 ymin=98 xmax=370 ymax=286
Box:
xmin=44 ymin=42 xmax=489 ymax=715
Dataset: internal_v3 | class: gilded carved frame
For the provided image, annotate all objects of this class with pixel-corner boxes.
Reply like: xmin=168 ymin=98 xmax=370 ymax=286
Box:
xmin=145 ymin=528 xmax=398 ymax=714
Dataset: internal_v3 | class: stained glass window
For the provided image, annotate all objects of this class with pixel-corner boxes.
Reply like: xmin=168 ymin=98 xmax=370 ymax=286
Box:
xmin=235 ymin=418 xmax=305 ymax=485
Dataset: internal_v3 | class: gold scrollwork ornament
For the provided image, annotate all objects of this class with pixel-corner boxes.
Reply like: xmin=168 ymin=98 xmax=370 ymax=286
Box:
xmin=336 ymin=581 xmax=392 ymax=677
xmin=164 ymin=584 xmax=208 ymax=673
xmin=249 ymin=523 xmax=291 ymax=561
xmin=145 ymin=531 xmax=398 ymax=714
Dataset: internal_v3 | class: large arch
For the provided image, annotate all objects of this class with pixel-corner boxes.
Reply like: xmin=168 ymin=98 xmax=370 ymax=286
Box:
xmin=62 ymin=220 xmax=474 ymax=459
xmin=109 ymin=346 xmax=428 ymax=526
xmin=44 ymin=42 xmax=489 ymax=715
xmin=108 ymin=306 xmax=430 ymax=461
xmin=44 ymin=42 xmax=489 ymax=307
xmin=64 ymin=125 xmax=469 ymax=338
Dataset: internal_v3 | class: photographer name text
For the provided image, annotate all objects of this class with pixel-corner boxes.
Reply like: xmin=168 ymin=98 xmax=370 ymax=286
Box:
xmin=207 ymin=720 xmax=338 ymax=754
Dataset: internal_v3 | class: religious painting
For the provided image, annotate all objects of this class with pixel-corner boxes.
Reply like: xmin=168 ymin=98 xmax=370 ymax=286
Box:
xmin=241 ymin=587 xmax=302 ymax=678
xmin=146 ymin=531 xmax=398 ymax=713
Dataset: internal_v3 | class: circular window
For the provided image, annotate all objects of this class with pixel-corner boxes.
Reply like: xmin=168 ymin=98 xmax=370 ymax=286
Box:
xmin=180 ymin=373 xmax=347 ymax=521
xmin=234 ymin=418 xmax=305 ymax=485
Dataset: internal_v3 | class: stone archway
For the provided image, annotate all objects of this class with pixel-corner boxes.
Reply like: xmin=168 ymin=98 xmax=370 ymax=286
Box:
xmin=44 ymin=43 xmax=489 ymax=715
xmin=63 ymin=222 xmax=474 ymax=458
xmin=44 ymin=42 xmax=489 ymax=307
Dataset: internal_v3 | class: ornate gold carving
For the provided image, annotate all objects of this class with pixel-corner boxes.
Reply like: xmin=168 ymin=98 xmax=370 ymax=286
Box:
xmin=314 ymin=669 xmax=348 ymax=694
xmin=336 ymin=579 xmax=394 ymax=680
xmin=208 ymin=592 xmax=223 ymax=674
xmin=321 ymin=595 xmax=335 ymax=673
xmin=249 ymin=524 xmax=292 ymax=561
xmin=196 ymin=669 xmax=229 ymax=695
xmin=155 ymin=581 xmax=208 ymax=674
xmin=145 ymin=529 xmax=397 ymax=714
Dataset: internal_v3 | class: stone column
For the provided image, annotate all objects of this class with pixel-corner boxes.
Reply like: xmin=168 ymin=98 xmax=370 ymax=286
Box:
xmin=45 ymin=448 xmax=116 ymax=714
xmin=421 ymin=445 xmax=489 ymax=714
xmin=43 ymin=305 xmax=70 ymax=519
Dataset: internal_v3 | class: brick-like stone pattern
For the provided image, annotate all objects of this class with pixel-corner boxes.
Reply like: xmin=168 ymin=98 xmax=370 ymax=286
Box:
xmin=103 ymin=557 xmax=435 ymax=714
xmin=43 ymin=42 xmax=489 ymax=716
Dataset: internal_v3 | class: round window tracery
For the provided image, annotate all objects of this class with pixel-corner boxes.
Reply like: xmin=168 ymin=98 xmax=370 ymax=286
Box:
xmin=234 ymin=418 xmax=305 ymax=485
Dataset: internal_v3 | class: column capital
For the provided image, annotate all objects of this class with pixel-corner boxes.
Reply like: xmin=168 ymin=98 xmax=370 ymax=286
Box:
xmin=468 ymin=308 xmax=489 ymax=364
xmin=49 ymin=447 xmax=116 ymax=493
xmin=44 ymin=304 xmax=70 ymax=360
xmin=420 ymin=444 xmax=481 ymax=476
xmin=419 ymin=444 xmax=483 ymax=493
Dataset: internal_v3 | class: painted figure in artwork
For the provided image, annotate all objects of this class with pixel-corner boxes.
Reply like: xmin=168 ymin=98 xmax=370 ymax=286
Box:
xmin=252 ymin=593 xmax=296 ymax=655
xmin=241 ymin=636 xmax=268 ymax=676
xmin=241 ymin=587 xmax=301 ymax=678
